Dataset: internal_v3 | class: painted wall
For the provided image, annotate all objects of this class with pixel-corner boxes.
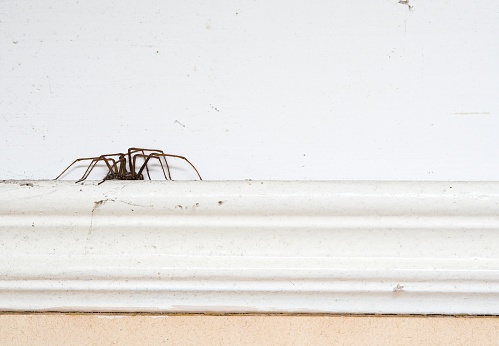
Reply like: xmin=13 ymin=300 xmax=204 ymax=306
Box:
xmin=1 ymin=1 xmax=498 ymax=180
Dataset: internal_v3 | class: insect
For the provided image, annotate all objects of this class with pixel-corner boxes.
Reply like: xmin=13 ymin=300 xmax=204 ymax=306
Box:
xmin=55 ymin=147 xmax=202 ymax=184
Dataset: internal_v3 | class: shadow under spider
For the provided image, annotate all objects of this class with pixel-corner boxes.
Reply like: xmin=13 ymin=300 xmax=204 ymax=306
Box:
xmin=55 ymin=147 xmax=202 ymax=184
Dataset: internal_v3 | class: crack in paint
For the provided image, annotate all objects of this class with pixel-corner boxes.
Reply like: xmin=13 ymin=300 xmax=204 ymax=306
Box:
xmin=453 ymin=112 xmax=490 ymax=115
xmin=89 ymin=198 xmax=115 ymax=235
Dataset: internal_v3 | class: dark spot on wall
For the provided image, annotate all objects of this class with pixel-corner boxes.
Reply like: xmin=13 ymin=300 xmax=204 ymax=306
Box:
xmin=398 ymin=0 xmax=413 ymax=10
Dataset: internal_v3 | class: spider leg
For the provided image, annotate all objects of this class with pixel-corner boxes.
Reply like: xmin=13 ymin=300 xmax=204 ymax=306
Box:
xmin=78 ymin=156 xmax=118 ymax=182
xmin=127 ymin=148 xmax=152 ymax=180
xmin=56 ymin=151 xmax=130 ymax=180
xmin=136 ymin=153 xmax=201 ymax=180
xmin=55 ymin=157 xmax=112 ymax=180
xmin=78 ymin=152 xmax=129 ymax=182
xmin=117 ymin=155 xmax=127 ymax=175
xmin=76 ymin=156 xmax=117 ymax=183
xmin=97 ymin=157 xmax=123 ymax=185
xmin=133 ymin=152 xmax=171 ymax=180
xmin=160 ymin=154 xmax=202 ymax=180
xmin=155 ymin=152 xmax=172 ymax=180
xmin=150 ymin=153 xmax=172 ymax=180
xmin=134 ymin=154 xmax=171 ymax=180
xmin=128 ymin=148 xmax=173 ymax=180
xmin=160 ymin=155 xmax=172 ymax=180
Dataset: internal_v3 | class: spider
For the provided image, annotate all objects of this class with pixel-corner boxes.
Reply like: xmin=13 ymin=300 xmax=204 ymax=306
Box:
xmin=55 ymin=147 xmax=202 ymax=184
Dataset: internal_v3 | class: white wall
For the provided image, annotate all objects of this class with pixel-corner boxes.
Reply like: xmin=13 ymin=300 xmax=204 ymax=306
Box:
xmin=1 ymin=1 xmax=498 ymax=180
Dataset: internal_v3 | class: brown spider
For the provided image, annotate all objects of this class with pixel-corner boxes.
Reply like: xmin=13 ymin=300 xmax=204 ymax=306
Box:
xmin=55 ymin=147 xmax=202 ymax=184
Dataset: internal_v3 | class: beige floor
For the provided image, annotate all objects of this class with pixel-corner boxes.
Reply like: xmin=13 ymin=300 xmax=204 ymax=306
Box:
xmin=0 ymin=314 xmax=498 ymax=345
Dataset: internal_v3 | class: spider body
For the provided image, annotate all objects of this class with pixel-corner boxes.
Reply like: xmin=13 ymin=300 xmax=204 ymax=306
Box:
xmin=55 ymin=147 xmax=201 ymax=183
xmin=103 ymin=171 xmax=144 ymax=182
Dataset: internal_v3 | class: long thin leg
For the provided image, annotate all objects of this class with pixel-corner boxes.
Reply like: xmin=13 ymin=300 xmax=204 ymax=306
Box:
xmin=160 ymin=155 xmax=172 ymax=180
xmin=96 ymin=156 xmax=127 ymax=185
xmin=56 ymin=151 xmax=130 ymax=180
xmin=55 ymin=157 xmax=113 ymax=180
xmin=118 ymin=155 xmax=127 ymax=175
xmin=76 ymin=156 xmax=117 ymax=183
xmin=76 ymin=152 xmax=130 ymax=182
xmin=133 ymin=152 xmax=171 ymax=180
xmin=136 ymin=153 xmax=202 ymax=180
xmin=133 ymin=154 xmax=171 ymax=180
xmin=78 ymin=156 xmax=118 ymax=183
xmin=127 ymin=148 xmax=154 ymax=180
xmin=127 ymin=148 xmax=171 ymax=180
xmin=162 ymin=154 xmax=201 ymax=180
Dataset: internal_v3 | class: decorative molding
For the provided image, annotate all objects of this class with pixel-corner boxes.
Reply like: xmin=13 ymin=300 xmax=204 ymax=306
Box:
xmin=1 ymin=180 xmax=498 ymax=314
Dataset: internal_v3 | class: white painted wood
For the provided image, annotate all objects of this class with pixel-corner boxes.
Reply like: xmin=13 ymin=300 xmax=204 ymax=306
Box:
xmin=1 ymin=180 xmax=498 ymax=314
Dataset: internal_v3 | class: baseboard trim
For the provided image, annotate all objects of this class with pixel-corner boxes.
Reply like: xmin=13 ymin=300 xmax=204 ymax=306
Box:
xmin=1 ymin=180 xmax=498 ymax=314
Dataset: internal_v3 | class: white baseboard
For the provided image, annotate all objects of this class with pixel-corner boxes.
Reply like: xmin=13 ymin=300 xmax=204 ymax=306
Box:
xmin=1 ymin=180 xmax=498 ymax=314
